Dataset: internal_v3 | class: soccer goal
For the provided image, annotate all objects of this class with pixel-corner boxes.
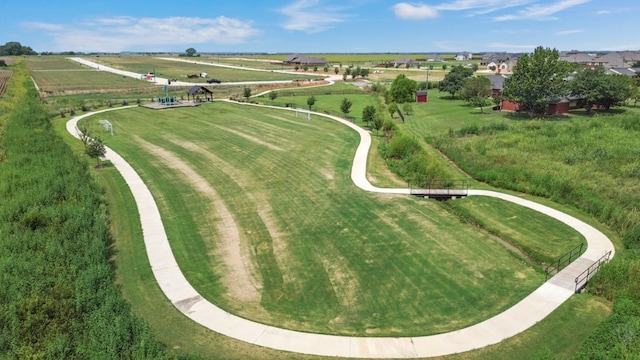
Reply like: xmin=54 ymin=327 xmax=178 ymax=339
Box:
xmin=98 ymin=119 xmax=114 ymax=136
xmin=295 ymin=108 xmax=311 ymax=120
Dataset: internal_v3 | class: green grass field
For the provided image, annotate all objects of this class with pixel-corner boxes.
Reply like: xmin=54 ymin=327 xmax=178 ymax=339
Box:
xmin=75 ymin=101 xmax=586 ymax=338
xmin=40 ymin=53 xmax=629 ymax=358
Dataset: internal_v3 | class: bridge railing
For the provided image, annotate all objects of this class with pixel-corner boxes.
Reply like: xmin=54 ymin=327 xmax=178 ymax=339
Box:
xmin=408 ymin=179 xmax=469 ymax=197
xmin=544 ymin=243 xmax=584 ymax=281
xmin=574 ymin=250 xmax=612 ymax=293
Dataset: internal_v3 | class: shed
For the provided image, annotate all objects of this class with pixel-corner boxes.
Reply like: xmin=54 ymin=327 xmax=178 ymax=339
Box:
xmin=416 ymin=90 xmax=428 ymax=103
xmin=187 ymin=86 xmax=213 ymax=102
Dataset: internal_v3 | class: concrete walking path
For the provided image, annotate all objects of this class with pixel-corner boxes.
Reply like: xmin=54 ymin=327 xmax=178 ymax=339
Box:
xmin=67 ymin=104 xmax=615 ymax=358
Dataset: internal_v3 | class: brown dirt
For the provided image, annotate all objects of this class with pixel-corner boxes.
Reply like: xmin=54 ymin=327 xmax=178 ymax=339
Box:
xmin=136 ymin=136 xmax=262 ymax=303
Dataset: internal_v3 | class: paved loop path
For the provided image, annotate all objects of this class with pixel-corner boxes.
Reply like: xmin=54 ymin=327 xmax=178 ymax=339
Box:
xmin=67 ymin=104 xmax=615 ymax=358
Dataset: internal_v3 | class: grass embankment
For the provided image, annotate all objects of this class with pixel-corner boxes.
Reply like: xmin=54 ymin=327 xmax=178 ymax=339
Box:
xmin=75 ymin=102 xmax=580 ymax=338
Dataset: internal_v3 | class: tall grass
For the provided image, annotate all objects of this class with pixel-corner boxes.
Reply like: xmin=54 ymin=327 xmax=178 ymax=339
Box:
xmin=0 ymin=61 xmax=189 ymax=359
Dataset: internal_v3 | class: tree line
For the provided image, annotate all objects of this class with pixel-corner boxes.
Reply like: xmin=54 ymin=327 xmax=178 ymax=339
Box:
xmin=0 ymin=42 xmax=37 ymax=56
xmin=438 ymin=46 xmax=639 ymax=116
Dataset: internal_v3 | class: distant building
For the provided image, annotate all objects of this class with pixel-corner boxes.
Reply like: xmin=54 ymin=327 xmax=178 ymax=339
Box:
xmin=415 ymin=90 xmax=428 ymax=103
xmin=283 ymin=54 xmax=327 ymax=66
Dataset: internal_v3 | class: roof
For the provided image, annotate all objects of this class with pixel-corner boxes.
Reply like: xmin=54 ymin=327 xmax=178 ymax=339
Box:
xmin=187 ymin=85 xmax=212 ymax=95
xmin=608 ymin=68 xmax=638 ymax=76
xmin=416 ymin=90 xmax=428 ymax=96
xmin=395 ymin=57 xmax=414 ymax=64
xmin=485 ymin=74 xmax=510 ymax=91
xmin=283 ymin=53 xmax=326 ymax=65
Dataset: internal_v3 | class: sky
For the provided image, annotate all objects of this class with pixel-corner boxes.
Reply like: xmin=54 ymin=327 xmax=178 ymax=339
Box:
xmin=2 ymin=0 xmax=638 ymax=54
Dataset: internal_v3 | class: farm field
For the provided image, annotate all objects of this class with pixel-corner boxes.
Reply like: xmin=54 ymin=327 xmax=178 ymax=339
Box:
xmin=26 ymin=56 xmax=156 ymax=95
xmin=76 ymin=102 xmax=585 ymax=337
xmin=86 ymin=55 xmax=323 ymax=83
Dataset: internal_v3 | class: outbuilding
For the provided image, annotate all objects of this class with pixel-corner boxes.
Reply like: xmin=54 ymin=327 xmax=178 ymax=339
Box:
xmin=415 ymin=90 xmax=428 ymax=103
xmin=186 ymin=85 xmax=213 ymax=102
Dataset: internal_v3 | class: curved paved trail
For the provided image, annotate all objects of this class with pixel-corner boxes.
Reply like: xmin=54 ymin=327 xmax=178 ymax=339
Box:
xmin=67 ymin=104 xmax=615 ymax=358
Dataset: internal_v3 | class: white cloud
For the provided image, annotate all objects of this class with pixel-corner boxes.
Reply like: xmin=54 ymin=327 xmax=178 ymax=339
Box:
xmin=486 ymin=42 xmax=537 ymax=51
xmin=393 ymin=3 xmax=439 ymax=19
xmin=555 ymin=29 xmax=583 ymax=35
xmin=21 ymin=16 xmax=261 ymax=52
xmin=494 ymin=0 xmax=591 ymax=21
xmin=280 ymin=0 xmax=349 ymax=33
xmin=435 ymin=0 xmax=535 ymax=14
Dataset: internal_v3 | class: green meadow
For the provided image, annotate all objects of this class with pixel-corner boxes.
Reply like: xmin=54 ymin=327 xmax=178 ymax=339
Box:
xmin=25 ymin=52 xmax=635 ymax=358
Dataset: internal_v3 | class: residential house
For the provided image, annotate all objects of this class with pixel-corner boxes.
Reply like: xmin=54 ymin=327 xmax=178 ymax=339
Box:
xmin=283 ymin=54 xmax=327 ymax=66
xmin=394 ymin=57 xmax=416 ymax=68
xmin=455 ymin=52 xmax=472 ymax=61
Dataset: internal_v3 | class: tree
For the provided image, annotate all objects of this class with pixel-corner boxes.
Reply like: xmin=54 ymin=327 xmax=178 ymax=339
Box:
xmin=502 ymin=46 xmax=573 ymax=116
xmin=340 ymin=97 xmax=353 ymax=118
xmin=185 ymin=47 xmax=197 ymax=57
xmin=571 ymin=66 xmax=634 ymax=113
xmin=362 ymin=105 xmax=376 ymax=127
xmin=0 ymin=41 xmax=36 ymax=56
xmin=243 ymin=87 xmax=252 ymax=100
xmin=372 ymin=110 xmax=384 ymax=136
xmin=388 ymin=102 xmax=398 ymax=118
xmin=269 ymin=91 xmax=278 ymax=103
xmin=402 ymin=103 xmax=413 ymax=116
xmin=460 ymin=76 xmax=493 ymax=113
xmin=85 ymin=137 xmax=106 ymax=167
xmin=389 ymin=74 xmax=418 ymax=103
xmin=334 ymin=67 xmax=340 ymax=74
xmin=438 ymin=65 xmax=474 ymax=98
xmin=307 ymin=95 xmax=316 ymax=110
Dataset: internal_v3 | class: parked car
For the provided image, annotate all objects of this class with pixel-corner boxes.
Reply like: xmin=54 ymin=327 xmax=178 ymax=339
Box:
xmin=207 ymin=78 xmax=221 ymax=84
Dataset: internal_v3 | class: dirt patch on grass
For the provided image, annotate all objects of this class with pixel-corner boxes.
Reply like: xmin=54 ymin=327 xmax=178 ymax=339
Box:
xmin=169 ymin=138 xmax=300 ymax=291
xmin=136 ymin=137 xmax=262 ymax=303
xmin=212 ymin=125 xmax=284 ymax=151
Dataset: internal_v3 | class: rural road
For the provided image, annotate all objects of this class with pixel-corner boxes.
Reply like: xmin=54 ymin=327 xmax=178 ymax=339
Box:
xmin=66 ymin=100 xmax=615 ymax=358
xmin=67 ymin=57 xmax=341 ymax=88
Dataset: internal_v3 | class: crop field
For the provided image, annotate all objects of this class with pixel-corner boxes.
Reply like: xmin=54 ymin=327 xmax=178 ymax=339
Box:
xmin=0 ymin=70 xmax=11 ymax=98
xmin=77 ymin=101 xmax=585 ymax=337
xmin=25 ymin=56 xmax=155 ymax=95
xmin=87 ymin=55 xmax=322 ymax=83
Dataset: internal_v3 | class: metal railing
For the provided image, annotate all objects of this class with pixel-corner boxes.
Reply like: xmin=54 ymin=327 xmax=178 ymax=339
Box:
xmin=574 ymin=250 xmax=612 ymax=293
xmin=544 ymin=243 xmax=584 ymax=281
xmin=408 ymin=179 xmax=469 ymax=198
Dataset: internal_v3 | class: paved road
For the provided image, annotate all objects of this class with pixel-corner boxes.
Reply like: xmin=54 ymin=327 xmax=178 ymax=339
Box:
xmin=67 ymin=57 xmax=340 ymax=88
xmin=67 ymin=104 xmax=615 ymax=358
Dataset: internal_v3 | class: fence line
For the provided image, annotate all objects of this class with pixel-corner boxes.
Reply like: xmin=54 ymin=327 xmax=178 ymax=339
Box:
xmin=544 ymin=243 xmax=584 ymax=281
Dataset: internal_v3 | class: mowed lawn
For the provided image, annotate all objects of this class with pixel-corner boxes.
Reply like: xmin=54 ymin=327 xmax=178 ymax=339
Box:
xmin=80 ymin=102 xmax=572 ymax=336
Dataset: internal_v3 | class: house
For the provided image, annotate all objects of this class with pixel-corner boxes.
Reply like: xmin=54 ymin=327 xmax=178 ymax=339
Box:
xmin=608 ymin=68 xmax=638 ymax=77
xmin=485 ymin=74 xmax=509 ymax=95
xmin=394 ymin=57 xmax=416 ymax=68
xmin=415 ymin=90 xmax=428 ymax=103
xmin=283 ymin=53 xmax=327 ymax=66
xmin=455 ymin=52 xmax=472 ymax=61
xmin=560 ymin=51 xmax=602 ymax=68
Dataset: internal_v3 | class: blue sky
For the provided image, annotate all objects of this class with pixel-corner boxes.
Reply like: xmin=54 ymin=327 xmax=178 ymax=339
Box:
xmin=2 ymin=0 xmax=638 ymax=54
